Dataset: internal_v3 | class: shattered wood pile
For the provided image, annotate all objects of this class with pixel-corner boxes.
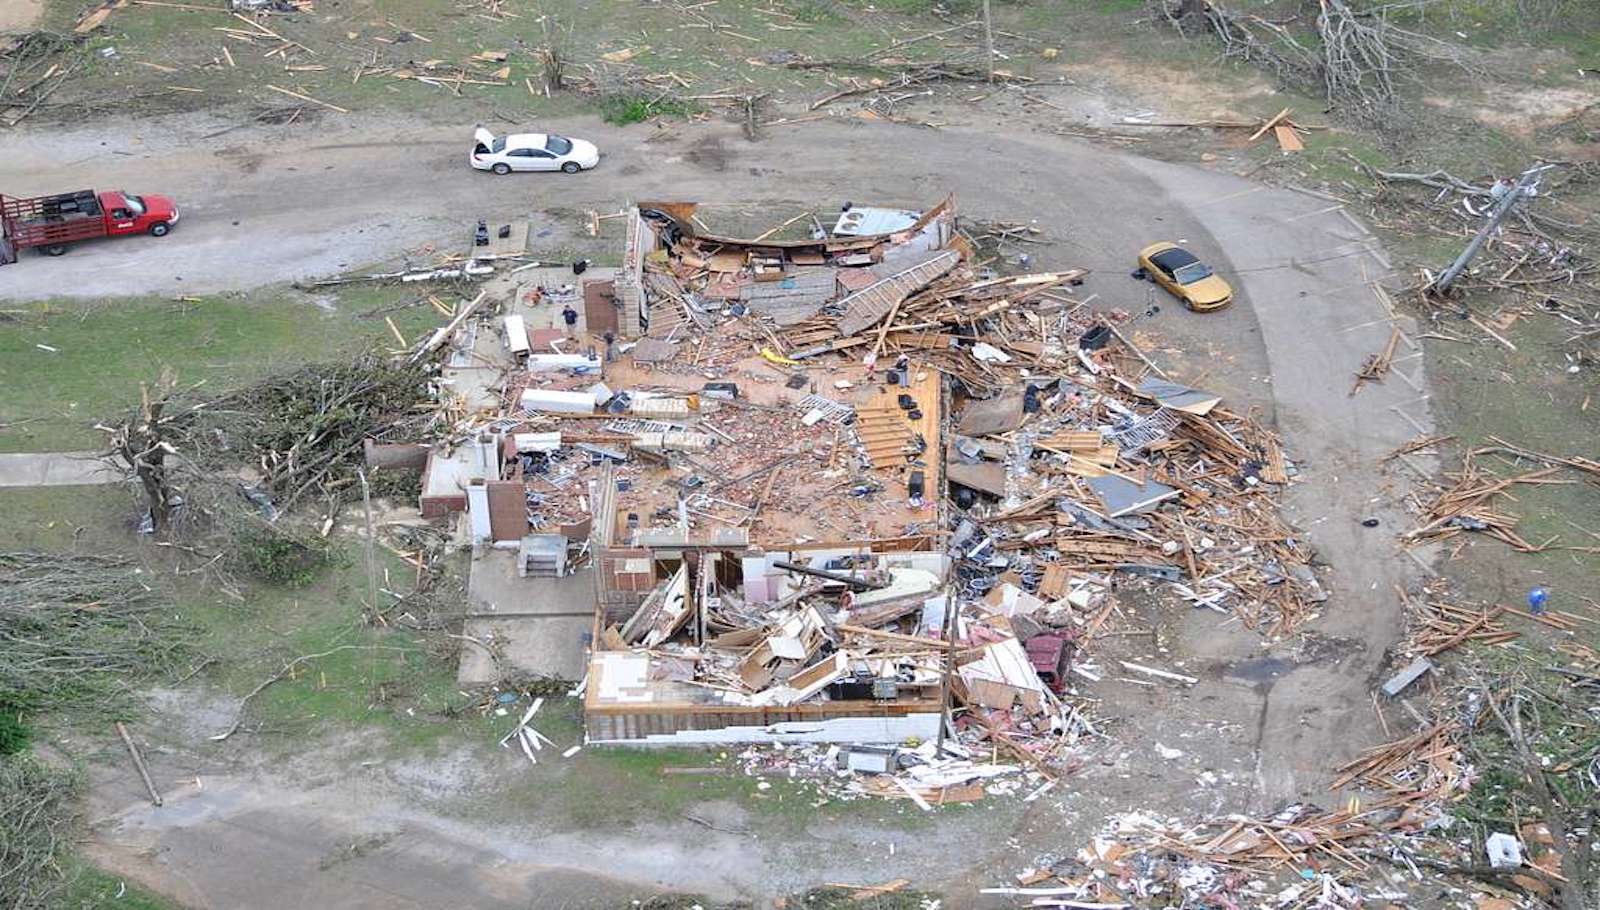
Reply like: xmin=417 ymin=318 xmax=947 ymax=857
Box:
xmin=1401 ymin=444 xmax=1593 ymax=553
xmin=992 ymin=721 xmax=1481 ymax=908
xmin=1397 ymin=585 xmax=1519 ymax=658
xmin=935 ymin=344 xmax=1319 ymax=638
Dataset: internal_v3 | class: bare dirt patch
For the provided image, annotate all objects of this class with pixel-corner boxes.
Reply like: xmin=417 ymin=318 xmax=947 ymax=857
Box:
xmin=0 ymin=0 xmax=42 ymax=33
xmin=1428 ymin=84 xmax=1600 ymax=134
xmin=1060 ymin=55 xmax=1282 ymax=125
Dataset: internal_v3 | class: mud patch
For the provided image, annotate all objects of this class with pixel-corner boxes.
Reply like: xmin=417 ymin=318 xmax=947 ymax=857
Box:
xmin=684 ymin=136 xmax=730 ymax=171
xmin=217 ymin=145 xmax=266 ymax=175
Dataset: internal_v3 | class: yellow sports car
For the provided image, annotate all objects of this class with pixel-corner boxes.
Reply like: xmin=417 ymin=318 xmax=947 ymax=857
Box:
xmin=1136 ymin=242 xmax=1234 ymax=312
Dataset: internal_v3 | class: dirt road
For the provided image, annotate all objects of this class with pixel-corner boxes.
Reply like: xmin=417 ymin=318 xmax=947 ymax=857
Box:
xmin=9 ymin=111 xmax=1431 ymax=905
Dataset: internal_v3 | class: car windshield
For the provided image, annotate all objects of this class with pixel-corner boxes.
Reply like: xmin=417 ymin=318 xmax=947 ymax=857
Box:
xmin=1174 ymin=261 xmax=1213 ymax=284
xmin=124 ymin=195 xmax=147 ymax=216
xmin=545 ymin=135 xmax=573 ymax=155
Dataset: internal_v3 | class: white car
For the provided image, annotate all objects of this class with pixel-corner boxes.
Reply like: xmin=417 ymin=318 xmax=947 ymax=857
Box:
xmin=470 ymin=127 xmax=600 ymax=175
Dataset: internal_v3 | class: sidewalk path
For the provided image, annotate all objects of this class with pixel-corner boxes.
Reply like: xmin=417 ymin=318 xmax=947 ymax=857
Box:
xmin=0 ymin=451 xmax=123 ymax=487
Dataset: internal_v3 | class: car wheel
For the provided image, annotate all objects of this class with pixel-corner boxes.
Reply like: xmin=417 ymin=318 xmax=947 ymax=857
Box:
xmin=150 ymin=222 xmax=170 ymax=237
xmin=43 ymin=244 xmax=67 ymax=257
xmin=561 ymin=162 xmax=581 ymax=174
xmin=492 ymin=163 xmax=512 ymax=175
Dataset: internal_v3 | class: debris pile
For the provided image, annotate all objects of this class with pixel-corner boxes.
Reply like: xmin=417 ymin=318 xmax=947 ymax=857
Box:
xmin=400 ymin=195 xmax=1316 ymax=795
xmin=729 ymin=741 xmax=1042 ymax=808
xmin=1401 ymin=438 xmax=1600 ymax=554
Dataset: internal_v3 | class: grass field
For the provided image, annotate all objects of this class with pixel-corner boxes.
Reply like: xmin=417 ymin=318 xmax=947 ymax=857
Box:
xmin=0 ymin=286 xmax=452 ymax=453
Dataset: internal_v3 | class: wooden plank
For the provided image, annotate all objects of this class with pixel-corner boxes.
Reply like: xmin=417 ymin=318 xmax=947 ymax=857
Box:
xmin=1274 ymin=124 xmax=1305 ymax=152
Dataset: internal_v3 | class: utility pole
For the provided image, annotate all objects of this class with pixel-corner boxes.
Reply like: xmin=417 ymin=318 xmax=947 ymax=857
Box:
xmin=1431 ymin=164 xmax=1550 ymax=294
xmin=358 ymin=467 xmax=378 ymax=612
xmin=981 ymin=0 xmax=995 ymax=83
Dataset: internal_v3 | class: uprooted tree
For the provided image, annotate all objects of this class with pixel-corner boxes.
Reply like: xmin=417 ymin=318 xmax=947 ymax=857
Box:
xmin=101 ymin=368 xmax=181 ymax=534
xmin=1152 ymin=0 xmax=1478 ymax=116
xmin=99 ymin=352 xmax=438 ymax=586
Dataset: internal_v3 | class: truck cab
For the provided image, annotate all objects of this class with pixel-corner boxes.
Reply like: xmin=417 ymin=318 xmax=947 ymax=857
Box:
xmin=97 ymin=190 xmax=179 ymax=237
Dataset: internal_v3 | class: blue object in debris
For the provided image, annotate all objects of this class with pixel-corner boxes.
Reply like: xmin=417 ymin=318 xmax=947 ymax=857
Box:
xmin=496 ymin=692 xmax=518 ymax=705
xmin=1528 ymin=586 xmax=1548 ymax=615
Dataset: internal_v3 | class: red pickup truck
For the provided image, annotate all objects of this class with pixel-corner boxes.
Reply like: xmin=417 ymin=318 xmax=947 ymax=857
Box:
xmin=0 ymin=189 xmax=180 ymax=262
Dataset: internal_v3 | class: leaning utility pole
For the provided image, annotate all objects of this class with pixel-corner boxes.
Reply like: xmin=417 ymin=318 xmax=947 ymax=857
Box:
xmin=1431 ymin=164 xmax=1550 ymax=294
xmin=358 ymin=467 xmax=378 ymax=612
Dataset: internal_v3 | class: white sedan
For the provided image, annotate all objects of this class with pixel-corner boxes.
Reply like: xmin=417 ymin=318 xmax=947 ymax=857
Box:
xmin=470 ymin=127 xmax=600 ymax=175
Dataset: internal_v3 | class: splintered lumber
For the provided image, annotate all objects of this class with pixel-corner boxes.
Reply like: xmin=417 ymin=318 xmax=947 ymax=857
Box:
xmin=1409 ymin=602 xmax=1517 ymax=656
xmin=1331 ymin=721 xmax=1462 ymax=798
xmin=266 ymin=84 xmax=348 ymax=113
xmin=836 ymin=250 xmax=960 ymax=337
xmin=410 ymin=290 xmax=488 ymax=363
xmin=1384 ymin=434 xmax=1453 ymax=462
xmin=1403 ymin=455 xmax=1568 ymax=551
xmin=1247 ymin=107 xmax=1291 ymax=143
xmin=1351 ymin=327 xmax=1401 ymax=395
xmin=1273 ymin=124 xmax=1304 ymax=152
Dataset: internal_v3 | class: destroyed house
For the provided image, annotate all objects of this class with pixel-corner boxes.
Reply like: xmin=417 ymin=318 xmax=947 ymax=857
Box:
xmin=424 ymin=192 xmax=1310 ymax=759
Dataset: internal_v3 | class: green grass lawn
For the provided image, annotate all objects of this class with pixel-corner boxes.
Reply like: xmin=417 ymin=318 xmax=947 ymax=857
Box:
xmin=54 ymin=864 xmax=185 ymax=910
xmin=0 ymin=287 xmax=447 ymax=453
xmin=40 ymin=0 xmax=943 ymax=123
xmin=0 ymin=482 xmax=473 ymax=752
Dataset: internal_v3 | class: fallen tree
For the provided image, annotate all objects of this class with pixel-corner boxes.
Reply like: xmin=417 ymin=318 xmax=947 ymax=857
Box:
xmin=0 ymin=755 xmax=80 ymax=910
xmin=0 ymin=551 xmax=187 ymax=715
xmin=1152 ymin=0 xmax=1478 ymax=115
xmin=99 ymin=353 xmax=438 ymax=586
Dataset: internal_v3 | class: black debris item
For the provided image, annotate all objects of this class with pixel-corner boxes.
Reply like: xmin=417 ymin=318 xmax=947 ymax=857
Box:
xmin=1070 ymin=276 xmax=1085 ymax=286
xmin=897 ymin=393 xmax=916 ymax=410
xmin=884 ymin=369 xmax=902 ymax=385
xmin=474 ymin=219 xmax=489 ymax=246
xmin=572 ymin=258 xmax=590 ymax=275
xmin=1079 ymin=325 xmax=1112 ymax=351
xmin=1022 ymin=386 xmax=1041 ymax=414
xmin=729 ymin=302 xmax=749 ymax=317
xmin=907 ymin=470 xmax=925 ymax=500
xmin=497 ymin=224 xmax=511 ymax=239
xmin=701 ymin=381 xmax=740 ymax=400
xmin=907 ymin=409 xmax=923 ymax=421
xmin=1361 ymin=517 xmax=1380 ymax=528
xmin=1130 ymin=267 xmax=1148 ymax=281
xmin=785 ymin=374 xmax=809 ymax=390
xmin=953 ymin=486 xmax=977 ymax=510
